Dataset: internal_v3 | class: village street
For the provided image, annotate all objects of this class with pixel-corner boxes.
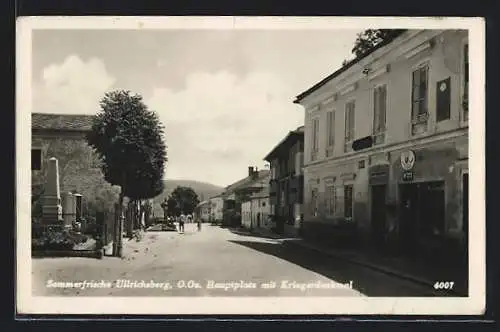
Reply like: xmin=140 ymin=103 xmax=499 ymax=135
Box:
xmin=32 ymin=224 xmax=442 ymax=297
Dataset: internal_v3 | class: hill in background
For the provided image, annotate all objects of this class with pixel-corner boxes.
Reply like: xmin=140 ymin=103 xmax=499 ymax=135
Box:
xmin=152 ymin=179 xmax=224 ymax=217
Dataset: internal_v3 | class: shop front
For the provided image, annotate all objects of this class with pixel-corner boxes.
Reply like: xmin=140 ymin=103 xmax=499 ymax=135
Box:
xmin=391 ymin=141 xmax=465 ymax=261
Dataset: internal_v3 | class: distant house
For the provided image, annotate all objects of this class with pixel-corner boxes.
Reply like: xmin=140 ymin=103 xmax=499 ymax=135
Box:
xmin=264 ymin=126 xmax=305 ymax=236
xmin=195 ymin=200 xmax=212 ymax=222
xmin=208 ymin=194 xmax=224 ymax=223
xmin=31 ymin=113 xmax=119 ymax=220
xmin=241 ymin=186 xmax=271 ymax=230
xmin=221 ymin=167 xmax=270 ymax=227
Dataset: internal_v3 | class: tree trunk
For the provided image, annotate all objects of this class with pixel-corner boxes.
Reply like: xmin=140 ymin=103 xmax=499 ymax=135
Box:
xmin=126 ymin=200 xmax=134 ymax=239
xmin=113 ymin=172 xmax=126 ymax=257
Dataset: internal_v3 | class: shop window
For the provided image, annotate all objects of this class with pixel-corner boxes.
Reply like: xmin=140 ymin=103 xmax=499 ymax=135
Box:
xmin=311 ymin=188 xmax=319 ymax=217
xmin=325 ymin=185 xmax=336 ymax=217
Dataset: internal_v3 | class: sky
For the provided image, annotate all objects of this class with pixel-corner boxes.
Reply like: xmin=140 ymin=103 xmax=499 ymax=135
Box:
xmin=32 ymin=28 xmax=362 ymax=187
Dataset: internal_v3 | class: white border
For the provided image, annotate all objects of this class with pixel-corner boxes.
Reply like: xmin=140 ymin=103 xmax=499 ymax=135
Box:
xmin=17 ymin=16 xmax=485 ymax=316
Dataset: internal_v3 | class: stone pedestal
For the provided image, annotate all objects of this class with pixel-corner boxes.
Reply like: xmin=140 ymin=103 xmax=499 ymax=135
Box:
xmin=42 ymin=157 xmax=63 ymax=224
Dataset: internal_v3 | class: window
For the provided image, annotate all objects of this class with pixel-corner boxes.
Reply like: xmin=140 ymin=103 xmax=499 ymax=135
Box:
xmin=32 ymin=149 xmax=42 ymax=171
xmin=325 ymin=111 xmax=335 ymax=156
xmin=344 ymin=185 xmax=353 ymax=219
xmin=311 ymin=188 xmax=319 ymax=217
xmin=344 ymin=101 xmax=355 ymax=152
xmin=311 ymin=117 xmax=319 ymax=160
xmin=325 ymin=185 xmax=336 ymax=216
xmin=411 ymin=63 xmax=429 ymax=132
xmin=463 ymin=42 xmax=469 ymax=121
xmin=373 ymin=85 xmax=387 ymax=145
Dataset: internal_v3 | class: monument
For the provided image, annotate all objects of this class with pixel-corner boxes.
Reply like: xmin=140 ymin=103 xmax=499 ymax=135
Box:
xmin=42 ymin=157 xmax=63 ymax=224
xmin=62 ymin=191 xmax=76 ymax=228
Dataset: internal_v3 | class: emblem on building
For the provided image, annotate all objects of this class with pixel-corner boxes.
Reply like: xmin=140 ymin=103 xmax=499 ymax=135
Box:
xmin=400 ymin=150 xmax=415 ymax=171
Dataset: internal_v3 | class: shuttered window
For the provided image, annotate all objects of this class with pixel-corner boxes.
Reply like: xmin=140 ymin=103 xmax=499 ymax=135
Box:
xmin=411 ymin=64 xmax=429 ymax=121
xmin=436 ymin=77 xmax=451 ymax=122
xmin=373 ymin=85 xmax=387 ymax=145
xmin=344 ymin=101 xmax=355 ymax=152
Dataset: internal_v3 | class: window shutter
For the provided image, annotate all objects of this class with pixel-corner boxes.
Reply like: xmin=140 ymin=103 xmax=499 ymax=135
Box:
xmin=436 ymin=77 xmax=451 ymax=122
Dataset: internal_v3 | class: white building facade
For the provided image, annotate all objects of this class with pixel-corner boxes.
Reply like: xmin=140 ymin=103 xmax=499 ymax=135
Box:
xmin=295 ymin=30 xmax=469 ymax=258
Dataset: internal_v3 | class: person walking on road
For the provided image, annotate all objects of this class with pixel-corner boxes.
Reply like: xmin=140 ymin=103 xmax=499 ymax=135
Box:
xmin=196 ymin=217 xmax=202 ymax=232
xmin=179 ymin=213 xmax=186 ymax=233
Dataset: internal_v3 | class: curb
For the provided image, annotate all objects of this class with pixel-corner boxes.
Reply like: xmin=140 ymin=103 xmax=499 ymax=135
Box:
xmin=32 ymin=249 xmax=103 ymax=259
xmin=282 ymin=240 xmax=465 ymax=296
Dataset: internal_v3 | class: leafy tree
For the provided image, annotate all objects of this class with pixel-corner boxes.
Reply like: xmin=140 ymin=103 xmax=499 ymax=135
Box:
xmin=351 ymin=29 xmax=405 ymax=58
xmin=168 ymin=186 xmax=200 ymax=216
xmin=166 ymin=197 xmax=180 ymax=217
xmin=86 ymin=90 xmax=167 ymax=253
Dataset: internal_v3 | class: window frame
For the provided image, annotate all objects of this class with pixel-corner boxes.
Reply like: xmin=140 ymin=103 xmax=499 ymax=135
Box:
xmin=343 ymin=184 xmax=354 ymax=219
xmin=325 ymin=108 xmax=335 ymax=157
xmin=372 ymin=82 xmax=388 ymax=145
xmin=31 ymin=148 xmax=42 ymax=171
xmin=325 ymin=185 xmax=336 ymax=217
xmin=311 ymin=116 xmax=320 ymax=161
xmin=410 ymin=59 xmax=431 ymax=135
xmin=344 ymin=99 xmax=356 ymax=153
xmin=460 ymin=37 xmax=469 ymax=125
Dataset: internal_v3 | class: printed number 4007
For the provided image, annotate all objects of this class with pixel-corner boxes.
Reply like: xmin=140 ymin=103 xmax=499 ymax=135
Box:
xmin=434 ymin=281 xmax=454 ymax=290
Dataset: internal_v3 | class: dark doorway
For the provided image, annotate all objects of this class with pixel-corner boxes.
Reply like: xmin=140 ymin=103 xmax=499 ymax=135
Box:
xmin=462 ymin=173 xmax=469 ymax=249
xmin=399 ymin=181 xmax=446 ymax=255
xmin=257 ymin=213 xmax=261 ymax=228
xmin=371 ymin=185 xmax=387 ymax=248
xmin=399 ymin=183 xmax=419 ymax=254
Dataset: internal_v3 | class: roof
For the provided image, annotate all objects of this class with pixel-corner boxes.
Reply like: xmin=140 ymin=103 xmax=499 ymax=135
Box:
xmin=224 ymin=170 xmax=270 ymax=194
xmin=32 ymin=113 xmax=94 ymax=132
xmin=251 ymin=187 xmax=269 ymax=199
xmin=293 ymin=30 xmax=408 ymax=103
xmin=264 ymin=127 xmax=304 ymax=161
xmin=196 ymin=200 xmax=211 ymax=208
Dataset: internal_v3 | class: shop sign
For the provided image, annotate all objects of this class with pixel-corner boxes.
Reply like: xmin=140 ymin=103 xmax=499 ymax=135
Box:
xmin=402 ymin=171 xmax=414 ymax=182
xmin=400 ymin=150 xmax=416 ymax=171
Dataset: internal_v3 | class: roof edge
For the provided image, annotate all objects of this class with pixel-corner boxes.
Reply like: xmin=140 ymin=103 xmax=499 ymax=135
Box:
xmin=293 ymin=29 xmax=408 ymax=104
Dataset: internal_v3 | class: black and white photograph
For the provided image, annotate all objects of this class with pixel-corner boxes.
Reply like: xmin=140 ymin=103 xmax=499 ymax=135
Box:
xmin=16 ymin=16 xmax=485 ymax=315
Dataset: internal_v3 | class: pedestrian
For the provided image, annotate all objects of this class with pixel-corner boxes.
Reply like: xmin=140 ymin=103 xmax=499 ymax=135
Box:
xmin=196 ymin=217 xmax=202 ymax=232
xmin=179 ymin=213 xmax=186 ymax=233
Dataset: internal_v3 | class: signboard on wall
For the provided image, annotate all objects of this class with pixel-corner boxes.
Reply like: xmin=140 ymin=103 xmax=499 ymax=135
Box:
xmin=400 ymin=150 xmax=415 ymax=171
xmin=402 ymin=171 xmax=414 ymax=182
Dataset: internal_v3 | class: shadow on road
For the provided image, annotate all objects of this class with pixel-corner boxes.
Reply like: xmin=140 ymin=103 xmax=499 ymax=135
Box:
xmin=228 ymin=239 xmax=451 ymax=297
xmin=226 ymin=227 xmax=284 ymax=241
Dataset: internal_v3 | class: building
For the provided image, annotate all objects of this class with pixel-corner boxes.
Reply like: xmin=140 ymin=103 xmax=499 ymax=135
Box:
xmin=195 ymin=200 xmax=212 ymax=222
xmin=264 ymin=126 xmax=305 ymax=236
xmin=221 ymin=167 xmax=270 ymax=227
xmin=31 ymin=113 xmax=120 ymax=221
xmin=294 ymin=30 xmax=469 ymax=260
xmin=208 ymin=194 xmax=224 ymax=223
xmin=241 ymin=187 xmax=271 ymax=231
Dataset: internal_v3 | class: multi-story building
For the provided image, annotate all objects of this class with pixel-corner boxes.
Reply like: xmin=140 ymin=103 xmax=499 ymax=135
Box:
xmin=221 ymin=167 xmax=270 ymax=227
xmin=264 ymin=126 xmax=305 ymax=236
xmin=294 ymin=30 xmax=469 ymax=259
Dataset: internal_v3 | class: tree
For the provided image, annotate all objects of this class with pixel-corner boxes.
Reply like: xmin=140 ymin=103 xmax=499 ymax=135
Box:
xmin=168 ymin=186 xmax=200 ymax=216
xmin=351 ymin=29 xmax=405 ymax=58
xmin=86 ymin=90 xmax=167 ymax=256
xmin=166 ymin=197 xmax=180 ymax=217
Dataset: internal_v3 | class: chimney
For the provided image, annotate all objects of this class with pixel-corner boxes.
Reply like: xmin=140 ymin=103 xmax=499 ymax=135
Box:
xmin=248 ymin=166 xmax=254 ymax=177
xmin=252 ymin=167 xmax=259 ymax=179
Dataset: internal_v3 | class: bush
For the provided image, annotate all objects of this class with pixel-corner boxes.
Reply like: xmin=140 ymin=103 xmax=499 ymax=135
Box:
xmin=31 ymin=226 xmax=89 ymax=251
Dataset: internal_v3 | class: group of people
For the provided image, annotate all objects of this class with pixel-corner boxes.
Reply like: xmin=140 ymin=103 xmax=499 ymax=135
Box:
xmin=174 ymin=213 xmax=201 ymax=233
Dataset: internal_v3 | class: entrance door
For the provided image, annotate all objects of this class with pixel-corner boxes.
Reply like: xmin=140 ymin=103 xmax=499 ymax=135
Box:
xmin=371 ymin=185 xmax=387 ymax=248
xmin=399 ymin=183 xmax=419 ymax=254
xmin=462 ymin=173 xmax=469 ymax=248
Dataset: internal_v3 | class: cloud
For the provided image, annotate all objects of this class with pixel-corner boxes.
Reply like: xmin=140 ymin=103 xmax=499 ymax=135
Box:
xmin=148 ymin=71 xmax=304 ymax=186
xmin=33 ymin=55 xmax=116 ymax=114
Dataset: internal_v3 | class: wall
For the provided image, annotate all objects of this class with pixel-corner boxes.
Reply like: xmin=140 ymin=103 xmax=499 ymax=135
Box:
xmin=210 ymin=197 xmax=224 ymax=221
xmin=299 ymin=30 xmax=469 ymax=247
xmin=32 ymin=134 xmax=120 ymax=219
xmin=241 ymin=201 xmax=252 ymax=228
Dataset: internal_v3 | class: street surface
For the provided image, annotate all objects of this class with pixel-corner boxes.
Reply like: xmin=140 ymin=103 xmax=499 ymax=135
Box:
xmin=32 ymin=224 xmax=444 ymax=297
